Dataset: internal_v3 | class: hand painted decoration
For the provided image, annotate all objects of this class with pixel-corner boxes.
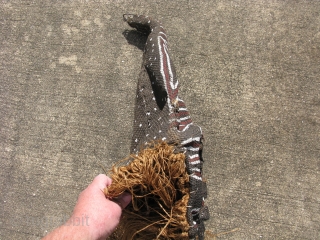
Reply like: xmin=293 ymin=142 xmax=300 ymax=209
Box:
xmin=123 ymin=14 xmax=210 ymax=239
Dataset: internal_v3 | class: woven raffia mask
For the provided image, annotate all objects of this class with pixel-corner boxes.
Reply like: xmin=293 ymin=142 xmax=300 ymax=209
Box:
xmin=105 ymin=14 xmax=210 ymax=240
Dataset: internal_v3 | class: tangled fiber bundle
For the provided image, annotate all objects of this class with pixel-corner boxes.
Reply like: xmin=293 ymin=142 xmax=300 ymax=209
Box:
xmin=104 ymin=141 xmax=190 ymax=239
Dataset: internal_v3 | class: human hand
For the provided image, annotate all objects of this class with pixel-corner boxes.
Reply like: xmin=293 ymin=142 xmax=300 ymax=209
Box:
xmin=42 ymin=174 xmax=131 ymax=240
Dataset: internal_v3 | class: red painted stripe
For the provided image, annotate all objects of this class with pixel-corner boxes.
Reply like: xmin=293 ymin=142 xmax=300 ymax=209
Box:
xmin=189 ymin=156 xmax=200 ymax=162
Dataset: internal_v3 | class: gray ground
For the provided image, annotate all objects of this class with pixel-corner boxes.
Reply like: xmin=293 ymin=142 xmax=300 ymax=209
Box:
xmin=1 ymin=1 xmax=319 ymax=239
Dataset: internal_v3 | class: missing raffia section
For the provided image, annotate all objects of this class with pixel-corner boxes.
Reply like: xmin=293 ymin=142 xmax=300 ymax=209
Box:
xmin=104 ymin=141 xmax=190 ymax=240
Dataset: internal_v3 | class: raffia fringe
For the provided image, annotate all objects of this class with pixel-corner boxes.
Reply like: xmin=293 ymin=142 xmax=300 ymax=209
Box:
xmin=105 ymin=141 xmax=190 ymax=240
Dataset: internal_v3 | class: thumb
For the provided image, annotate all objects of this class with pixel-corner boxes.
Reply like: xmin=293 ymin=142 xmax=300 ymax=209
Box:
xmin=112 ymin=192 xmax=132 ymax=209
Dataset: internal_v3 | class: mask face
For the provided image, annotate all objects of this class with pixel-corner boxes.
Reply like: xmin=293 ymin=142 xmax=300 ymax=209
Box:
xmin=106 ymin=14 xmax=210 ymax=240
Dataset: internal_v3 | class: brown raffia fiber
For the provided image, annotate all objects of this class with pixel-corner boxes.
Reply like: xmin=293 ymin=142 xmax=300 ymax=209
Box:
xmin=104 ymin=141 xmax=190 ymax=240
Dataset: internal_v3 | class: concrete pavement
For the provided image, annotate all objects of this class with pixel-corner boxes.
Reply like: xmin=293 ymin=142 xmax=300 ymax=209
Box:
xmin=1 ymin=1 xmax=319 ymax=239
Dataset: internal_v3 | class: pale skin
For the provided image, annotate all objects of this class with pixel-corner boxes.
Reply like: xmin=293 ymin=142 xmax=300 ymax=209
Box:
xmin=42 ymin=174 xmax=131 ymax=240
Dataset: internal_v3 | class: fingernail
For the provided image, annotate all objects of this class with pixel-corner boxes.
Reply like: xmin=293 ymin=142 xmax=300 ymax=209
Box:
xmin=113 ymin=192 xmax=131 ymax=209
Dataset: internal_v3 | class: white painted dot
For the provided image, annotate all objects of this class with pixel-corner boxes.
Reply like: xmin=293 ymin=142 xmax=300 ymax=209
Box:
xmin=135 ymin=138 xmax=138 ymax=142
xmin=146 ymin=111 xmax=150 ymax=116
xmin=154 ymin=57 xmax=157 ymax=60
xmin=139 ymin=123 xmax=142 ymax=127
xmin=152 ymin=97 xmax=156 ymax=101
xmin=162 ymin=137 xmax=166 ymax=140
xmin=146 ymin=134 xmax=149 ymax=137
xmin=150 ymin=38 xmax=152 ymax=41
xmin=154 ymin=108 xmax=157 ymax=111
xmin=159 ymin=130 xmax=162 ymax=133
xmin=154 ymin=136 xmax=156 ymax=139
